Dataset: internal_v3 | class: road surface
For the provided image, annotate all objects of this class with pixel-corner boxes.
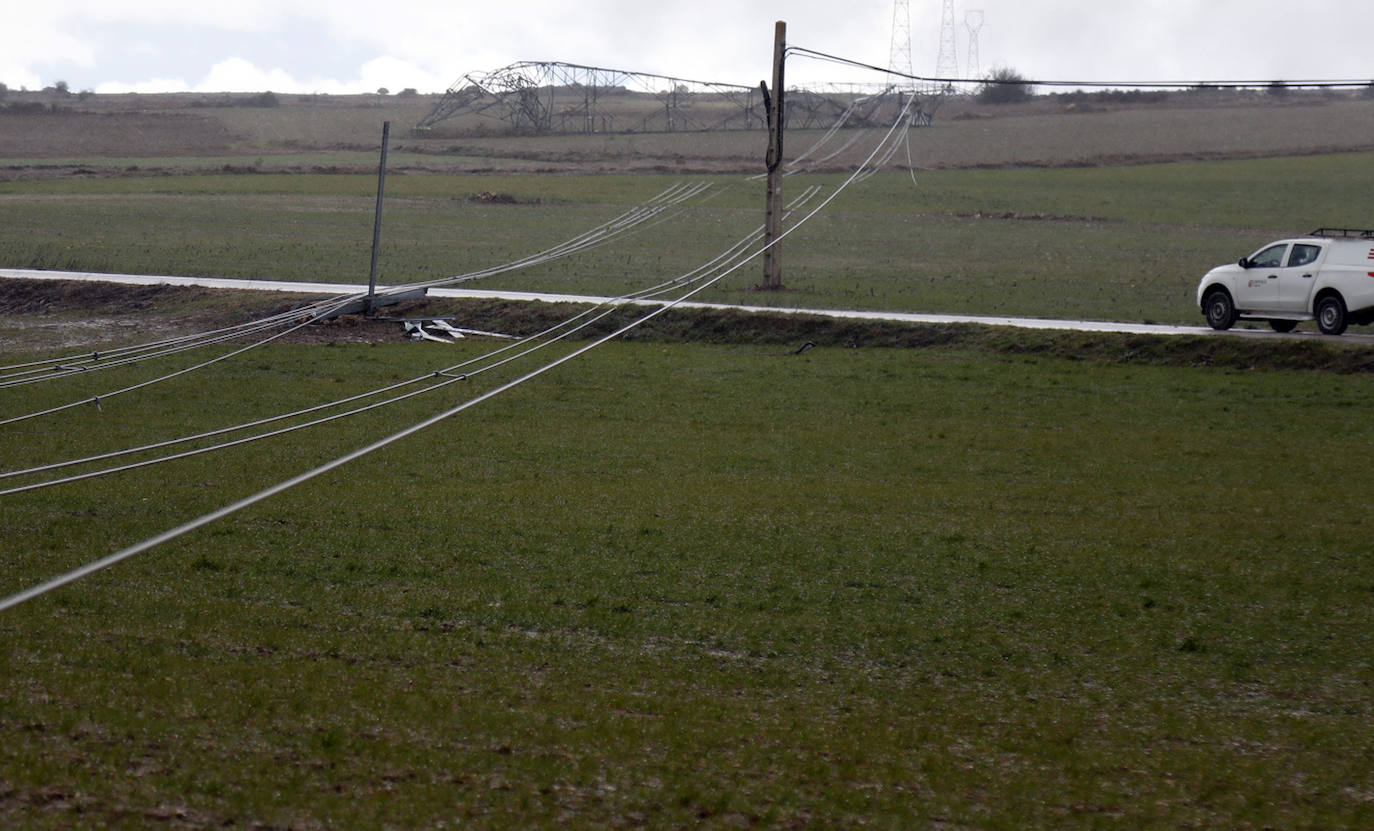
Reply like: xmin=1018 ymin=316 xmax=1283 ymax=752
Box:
xmin=4 ymin=268 xmax=1372 ymax=344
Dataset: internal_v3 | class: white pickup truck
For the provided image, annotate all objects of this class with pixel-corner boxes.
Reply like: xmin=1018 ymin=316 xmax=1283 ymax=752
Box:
xmin=1196 ymin=229 xmax=1374 ymax=335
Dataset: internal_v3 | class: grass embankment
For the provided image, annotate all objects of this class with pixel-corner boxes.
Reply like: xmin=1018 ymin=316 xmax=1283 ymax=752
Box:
xmin=4 ymin=150 xmax=1374 ymax=327
xmin=1 ymin=336 xmax=1372 ymax=827
xmin=6 ymin=277 xmax=1374 ymax=374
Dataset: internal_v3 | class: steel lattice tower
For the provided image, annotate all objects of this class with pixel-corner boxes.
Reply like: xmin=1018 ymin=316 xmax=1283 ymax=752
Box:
xmin=965 ymin=10 xmax=984 ymax=81
xmin=935 ymin=0 xmax=959 ymax=81
xmin=888 ymin=0 xmax=914 ymax=89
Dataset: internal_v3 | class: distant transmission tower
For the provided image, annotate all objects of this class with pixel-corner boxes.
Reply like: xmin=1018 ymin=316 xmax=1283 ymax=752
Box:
xmin=964 ymin=10 xmax=984 ymax=81
xmin=935 ymin=0 xmax=960 ymax=84
xmin=888 ymin=0 xmax=914 ymax=90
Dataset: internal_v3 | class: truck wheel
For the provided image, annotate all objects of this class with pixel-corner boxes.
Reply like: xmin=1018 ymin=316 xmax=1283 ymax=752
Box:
xmin=1204 ymin=288 xmax=1236 ymax=330
xmin=1269 ymin=320 xmax=1297 ymax=333
xmin=1316 ymin=294 xmax=1348 ymax=336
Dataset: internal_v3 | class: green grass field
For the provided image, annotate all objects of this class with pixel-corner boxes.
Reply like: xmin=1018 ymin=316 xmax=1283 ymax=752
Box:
xmin=3 ymin=94 xmax=1374 ymax=827
xmin=5 ymin=150 xmax=1374 ymax=326
xmin=1 ymin=339 xmax=1372 ymax=827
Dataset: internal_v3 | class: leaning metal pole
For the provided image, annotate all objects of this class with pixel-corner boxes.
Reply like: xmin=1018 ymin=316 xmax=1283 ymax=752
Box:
xmin=761 ymin=21 xmax=786 ymax=291
xmin=365 ymin=121 xmax=390 ymax=316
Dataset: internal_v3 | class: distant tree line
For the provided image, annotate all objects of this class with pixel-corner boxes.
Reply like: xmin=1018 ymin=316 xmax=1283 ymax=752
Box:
xmin=971 ymin=67 xmax=1374 ymax=105
xmin=1052 ymin=88 xmax=1170 ymax=105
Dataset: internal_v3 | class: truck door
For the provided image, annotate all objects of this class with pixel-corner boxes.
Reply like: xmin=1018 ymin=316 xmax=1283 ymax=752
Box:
xmin=1233 ymin=243 xmax=1288 ymax=310
xmin=1274 ymin=243 xmax=1322 ymax=312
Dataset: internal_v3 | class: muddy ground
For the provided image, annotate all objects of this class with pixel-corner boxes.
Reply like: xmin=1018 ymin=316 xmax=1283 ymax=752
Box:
xmin=4 ymin=277 xmax=1374 ymax=375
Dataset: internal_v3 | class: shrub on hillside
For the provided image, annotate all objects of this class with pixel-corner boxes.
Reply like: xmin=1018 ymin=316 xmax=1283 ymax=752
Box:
xmin=977 ymin=67 xmax=1033 ymax=104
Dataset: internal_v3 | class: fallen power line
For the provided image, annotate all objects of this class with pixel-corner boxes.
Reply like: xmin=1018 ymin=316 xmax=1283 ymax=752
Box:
xmin=0 ymin=103 xmax=913 ymax=613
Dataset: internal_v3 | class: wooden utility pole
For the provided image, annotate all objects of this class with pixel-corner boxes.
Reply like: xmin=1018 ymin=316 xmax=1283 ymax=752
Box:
xmin=364 ymin=120 xmax=391 ymax=316
xmin=761 ymin=20 xmax=786 ymax=291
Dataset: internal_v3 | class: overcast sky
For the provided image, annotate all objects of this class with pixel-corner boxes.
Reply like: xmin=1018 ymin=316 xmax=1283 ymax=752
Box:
xmin=4 ymin=1 xmax=1373 ymax=95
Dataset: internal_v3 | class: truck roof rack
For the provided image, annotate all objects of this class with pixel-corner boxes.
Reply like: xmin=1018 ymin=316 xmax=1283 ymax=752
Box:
xmin=1309 ymin=228 xmax=1374 ymax=239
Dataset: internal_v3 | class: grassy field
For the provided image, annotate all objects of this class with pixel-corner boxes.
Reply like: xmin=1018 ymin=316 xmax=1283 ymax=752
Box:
xmin=4 ymin=90 xmax=1374 ymax=329
xmin=4 ymin=89 xmax=1374 ymax=171
xmin=5 ymin=149 xmax=1374 ymax=326
xmin=1 ymin=335 xmax=1372 ymax=827
xmin=2 ymin=92 xmax=1374 ymax=827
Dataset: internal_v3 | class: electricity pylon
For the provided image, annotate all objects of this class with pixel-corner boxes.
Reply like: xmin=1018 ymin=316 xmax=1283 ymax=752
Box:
xmin=936 ymin=0 xmax=959 ymax=83
xmin=889 ymin=0 xmax=914 ymax=91
xmin=965 ymin=10 xmax=985 ymax=82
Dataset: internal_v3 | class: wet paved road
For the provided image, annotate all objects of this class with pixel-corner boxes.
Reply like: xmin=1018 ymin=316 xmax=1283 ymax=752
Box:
xmin=5 ymin=268 xmax=1373 ymax=345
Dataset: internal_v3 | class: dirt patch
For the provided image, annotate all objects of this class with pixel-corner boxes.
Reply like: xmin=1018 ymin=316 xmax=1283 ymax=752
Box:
xmin=0 ymin=278 xmax=239 ymax=316
xmin=4 ymin=278 xmax=1371 ymax=374
xmin=952 ymin=211 xmax=1109 ymax=223
xmin=0 ymin=278 xmax=311 ymax=350
xmin=0 ymin=278 xmax=446 ymax=349
xmin=462 ymin=191 xmax=542 ymax=205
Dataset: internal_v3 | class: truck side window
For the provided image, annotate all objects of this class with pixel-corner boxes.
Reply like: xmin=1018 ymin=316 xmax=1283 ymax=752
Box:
xmin=1251 ymin=244 xmax=1287 ymax=268
xmin=1287 ymin=244 xmax=1321 ymax=268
